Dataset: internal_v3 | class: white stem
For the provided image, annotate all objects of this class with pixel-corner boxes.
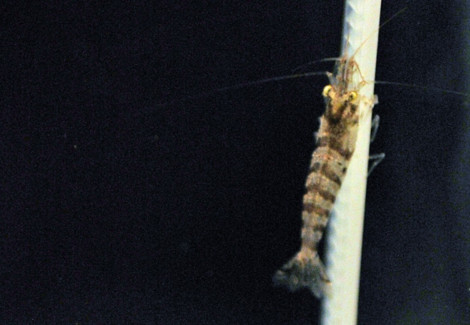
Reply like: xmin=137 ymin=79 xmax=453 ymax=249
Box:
xmin=321 ymin=1 xmax=381 ymax=325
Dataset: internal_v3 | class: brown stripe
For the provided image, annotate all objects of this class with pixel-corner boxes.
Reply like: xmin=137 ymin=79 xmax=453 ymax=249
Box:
xmin=306 ymin=183 xmax=336 ymax=203
xmin=336 ymin=147 xmax=353 ymax=160
xmin=316 ymin=136 xmax=353 ymax=160
xmin=309 ymin=161 xmax=321 ymax=173
xmin=303 ymin=202 xmax=330 ymax=217
xmin=312 ymin=223 xmax=327 ymax=232
xmin=320 ymin=163 xmax=343 ymax=186
xmin=305 ymin=175 xmax=337 ymax=203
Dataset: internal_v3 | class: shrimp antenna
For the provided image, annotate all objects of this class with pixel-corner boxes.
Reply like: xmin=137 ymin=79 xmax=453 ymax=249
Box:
xmin=157 ymin=71 xmax=328 ymax=107
xmin=156 ymin=8 xmax=409 ymax=109
xmin=349 ymin=7 xmax=408 ymax=60
xmin=291 ymin=58 xmax=342 ymax=73
xmin=293 ymin=7 xmax=408 ymax=76
xmin=374 ymin=80 xmax=470 ymax=97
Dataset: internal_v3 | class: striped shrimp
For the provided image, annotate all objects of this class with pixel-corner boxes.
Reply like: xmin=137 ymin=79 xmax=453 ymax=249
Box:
xmin=273 ymin=54 xmax=364 ymax=298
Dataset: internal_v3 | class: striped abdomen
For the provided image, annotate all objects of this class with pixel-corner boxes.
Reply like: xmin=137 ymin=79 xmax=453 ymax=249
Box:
xmin=273 ymin=81 xmax=360 ymax=298
xmin=301 ymin=135 xmax=353 ymax=252
xmin=273 ymin=133 xmax=356 ymax=298
xmin=274 ymin=81 xmax=359 ymax=297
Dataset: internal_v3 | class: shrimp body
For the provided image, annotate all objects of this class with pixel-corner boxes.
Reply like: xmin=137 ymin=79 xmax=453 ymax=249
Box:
xmin=274 ymin=58 xmax=361 ymax=298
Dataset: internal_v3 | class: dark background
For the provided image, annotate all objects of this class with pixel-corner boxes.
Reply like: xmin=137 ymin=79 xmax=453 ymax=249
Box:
xmin=1 ymin=1 xmax=469 ymax=324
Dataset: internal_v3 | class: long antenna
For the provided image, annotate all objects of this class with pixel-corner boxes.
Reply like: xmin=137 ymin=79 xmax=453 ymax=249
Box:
xmin=374 ymin=80 xmax=470 ymax=97
xmin=156 ymin=71 xmax=328 ymax=108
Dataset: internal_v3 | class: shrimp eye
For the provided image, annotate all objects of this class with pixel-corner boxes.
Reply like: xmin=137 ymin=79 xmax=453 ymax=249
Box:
xmin=348 ymin=91 xmax=358 ymax=101
xmin=322 ymin=85 xmax=333 ymax=98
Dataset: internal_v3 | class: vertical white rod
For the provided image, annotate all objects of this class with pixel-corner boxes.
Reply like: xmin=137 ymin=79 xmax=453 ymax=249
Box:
xmin=321 ymin=1 xmax=381 ymax=325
